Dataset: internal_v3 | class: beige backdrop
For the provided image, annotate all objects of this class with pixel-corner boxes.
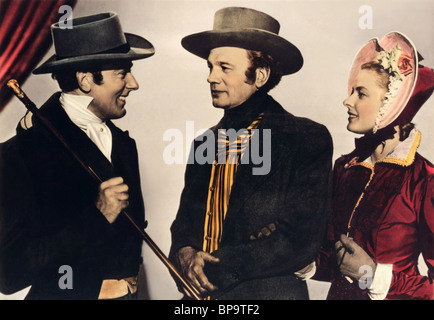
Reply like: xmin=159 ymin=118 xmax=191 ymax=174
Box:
xmin=0 ymin=0 xmax=432 ymax=300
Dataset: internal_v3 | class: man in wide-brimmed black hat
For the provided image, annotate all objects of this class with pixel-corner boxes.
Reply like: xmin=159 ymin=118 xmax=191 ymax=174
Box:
xmin=170 ymin=7 xmax=333 ymax=299
xmin=0 ymin=12 xmax=154 ymax=299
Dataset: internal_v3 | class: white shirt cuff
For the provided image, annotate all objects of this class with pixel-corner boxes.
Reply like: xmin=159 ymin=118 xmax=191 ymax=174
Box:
xmin=368 ymin=263 xmax=393 ymax=300
xmin=294 ymin=262 xmax=316 ymax=281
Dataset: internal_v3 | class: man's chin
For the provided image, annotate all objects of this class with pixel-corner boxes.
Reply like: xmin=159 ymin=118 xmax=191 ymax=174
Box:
xmin=211 ymin=101 xmax=228 ymax=110
xmin=111 ymin=110 xmax=127 ymax=120
xmin=212 ymin=99 xmax=238 ymax=110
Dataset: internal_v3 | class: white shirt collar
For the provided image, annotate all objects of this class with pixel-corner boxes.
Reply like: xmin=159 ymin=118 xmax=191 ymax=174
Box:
xmin=60 ymin=92 xmax=113 ymax=162
xmin=60 ymin=93 xmax=100 ymax=126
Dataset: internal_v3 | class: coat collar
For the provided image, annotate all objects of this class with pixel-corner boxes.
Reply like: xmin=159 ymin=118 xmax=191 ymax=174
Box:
xmin=219 ymin=94 xmax=297 ymax=222
xmin=346 ymin=128 xmax=421 ymax=169
xmin=374 ymin=128 xmax=421 ymax=167
xmin=212 ymin=92 xmax=298 ymax=135
xmin=26 ymin=92 xmax=127 ymax=182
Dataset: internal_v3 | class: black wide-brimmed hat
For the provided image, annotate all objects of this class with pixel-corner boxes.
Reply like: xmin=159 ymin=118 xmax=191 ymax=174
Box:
xmin=33 ymin=12 xmax=155 ymax=74
xmin=181 ymin=7 xmax=303 ymax=75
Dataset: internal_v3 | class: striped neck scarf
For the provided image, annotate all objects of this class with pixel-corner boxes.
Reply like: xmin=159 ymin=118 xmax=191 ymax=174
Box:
xmin=202 ymin=113 xmax=264 ymax=253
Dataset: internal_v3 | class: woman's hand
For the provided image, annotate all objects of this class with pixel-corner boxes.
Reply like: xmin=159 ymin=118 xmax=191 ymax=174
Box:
xmin=335 ymin=234 xmax=376 ymax=282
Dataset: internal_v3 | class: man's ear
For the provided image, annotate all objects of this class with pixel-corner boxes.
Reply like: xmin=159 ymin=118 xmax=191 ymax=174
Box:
xmin=255 ymin=67 xmax=270 ymax=89
xmin=76 ymin=71 xmax=92 ymax=93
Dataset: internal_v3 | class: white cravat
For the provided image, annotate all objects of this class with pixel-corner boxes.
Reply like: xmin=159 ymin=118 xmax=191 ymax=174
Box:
xmin=60 ymin=93 xmax=113 ymax=162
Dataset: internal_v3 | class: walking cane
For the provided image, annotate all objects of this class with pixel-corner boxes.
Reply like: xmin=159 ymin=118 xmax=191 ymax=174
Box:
xmin=7 ymin=79 xmax=202 ymax=301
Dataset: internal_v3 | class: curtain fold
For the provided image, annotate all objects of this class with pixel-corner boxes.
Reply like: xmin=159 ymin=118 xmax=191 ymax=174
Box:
xmin=0 ymin=0 xmax=77 ymax=111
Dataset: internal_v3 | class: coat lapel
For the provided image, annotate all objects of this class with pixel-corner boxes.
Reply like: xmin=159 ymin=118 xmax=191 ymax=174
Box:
xmin=107 ymin=121 xmax=137 ymax=181
xmin=224 ymin=99 xmax=296 ymax=222
xmin=38 ymin=93 xmax=117 ymax=182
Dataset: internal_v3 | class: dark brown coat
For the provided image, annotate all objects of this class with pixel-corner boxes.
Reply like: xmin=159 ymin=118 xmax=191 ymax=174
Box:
xmin=170 ymin=93 xmax=333 ymax=299
xmin=0 ymin=93 xmax=146 ymax=299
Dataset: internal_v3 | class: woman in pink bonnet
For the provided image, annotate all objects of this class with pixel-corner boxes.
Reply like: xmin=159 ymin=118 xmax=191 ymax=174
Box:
xmin=314 ymin=32 xmax=434 ymax=300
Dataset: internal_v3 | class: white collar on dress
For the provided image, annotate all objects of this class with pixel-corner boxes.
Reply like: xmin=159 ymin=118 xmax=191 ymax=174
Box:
xmin=362 ymin=128 xmax=421 ymax=167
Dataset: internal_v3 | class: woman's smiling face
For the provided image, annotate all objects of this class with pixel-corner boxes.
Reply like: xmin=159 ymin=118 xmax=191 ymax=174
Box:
xmin=343 ymin=69 xmax=388 ymax=134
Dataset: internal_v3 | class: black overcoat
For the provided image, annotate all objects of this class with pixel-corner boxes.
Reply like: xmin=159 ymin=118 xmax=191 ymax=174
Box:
xmin=0 ymin=93 xmax=146 ymax=299
xmin=170 ymin=93 xmax=333 ymax=299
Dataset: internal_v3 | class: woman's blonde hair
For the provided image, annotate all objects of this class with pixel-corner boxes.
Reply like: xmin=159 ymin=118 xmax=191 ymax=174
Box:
xmin=361 ymin=61 xmax=390 ymax=92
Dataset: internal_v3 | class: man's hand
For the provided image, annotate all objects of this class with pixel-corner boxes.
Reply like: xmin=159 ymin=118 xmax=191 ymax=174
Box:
xmin=335 ymin=234 xmax=376 ymax=282
xmin=249 ymin=221 xmax=278 ymax=240
xmin=175 ymin=246 xmax=219 ymax=298
xmin=96 ymin=177 xmax=129 ymax=224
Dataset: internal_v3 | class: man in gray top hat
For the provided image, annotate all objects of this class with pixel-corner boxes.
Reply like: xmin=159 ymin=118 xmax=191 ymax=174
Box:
xmin=0 ymin=12 xmax=154 ymax=299
xmin=170 ymin=7 xmax=333 ymax=299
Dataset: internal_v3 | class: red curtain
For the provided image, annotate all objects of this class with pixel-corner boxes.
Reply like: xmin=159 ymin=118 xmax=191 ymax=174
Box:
xmin=0 ymin=0 xmax=77 ymax=111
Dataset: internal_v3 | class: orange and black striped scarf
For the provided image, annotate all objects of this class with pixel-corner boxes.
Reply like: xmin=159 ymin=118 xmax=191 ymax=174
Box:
xmin=202 ymin=113 xmax=264 ymax=253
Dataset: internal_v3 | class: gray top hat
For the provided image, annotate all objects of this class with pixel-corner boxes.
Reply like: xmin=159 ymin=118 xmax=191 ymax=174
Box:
xmin=181 ymin=7 xmax=303 ymax=75
xmin=33 ymin=12 xmax=155 ymax=74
